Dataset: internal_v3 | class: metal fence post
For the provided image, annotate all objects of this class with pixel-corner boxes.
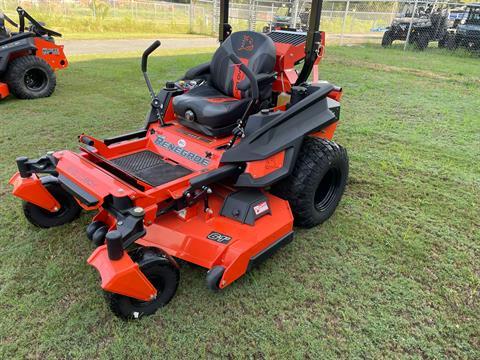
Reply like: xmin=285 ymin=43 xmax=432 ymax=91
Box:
xmin=404 ymin=0 xmax=419 ymax=51
xmin=248 ymin=0 xmax=258 ymax=31
xmin=189 ymin=1 xmax=194 ymax=34
xmin=340 ymin=0 xmax=350 ymax=46
xmin=212 ymin=0 xmax=219 ymax=35
xmin=292 ymin=0 xmax=300 ymax=29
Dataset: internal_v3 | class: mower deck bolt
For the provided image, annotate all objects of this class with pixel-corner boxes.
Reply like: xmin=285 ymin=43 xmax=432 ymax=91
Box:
xmin=133 ymin=207 xmax=145 ymax=216
xmin=53 ymin=206 xmax=59 ymax=212
xmin=117 ymin=221 xmax=123 ymax=226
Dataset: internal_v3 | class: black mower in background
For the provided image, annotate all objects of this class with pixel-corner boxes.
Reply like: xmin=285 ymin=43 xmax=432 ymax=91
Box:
xmin=382 ymin=1 xmax=449 ymax=50
xmin=0 ymin=7 xmax=68 ymax=100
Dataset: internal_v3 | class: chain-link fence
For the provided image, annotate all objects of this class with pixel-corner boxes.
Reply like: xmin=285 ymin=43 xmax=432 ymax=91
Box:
xmin=1 ymin=0 xmax=476 ymax=51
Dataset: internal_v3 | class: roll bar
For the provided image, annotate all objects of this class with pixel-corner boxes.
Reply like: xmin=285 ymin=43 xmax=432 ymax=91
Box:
xmin=219 ymin=0 xmax=231 ymax=42
xmin=295 ymin=0 xmax=323 ymax=85
xmin=1 ymin=13 xmax=18 ymax=28
xmin=218 ymin=0 xmax=324 ymax=82
xmin=16 ymin=7 xmax=62 ymax=37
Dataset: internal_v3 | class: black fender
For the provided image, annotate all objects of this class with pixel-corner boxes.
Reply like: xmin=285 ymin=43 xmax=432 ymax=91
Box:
xmin=221 ymin=83 xmax=339 ymax=187
xmin=0 ymin=36 xmax=36 ymax=74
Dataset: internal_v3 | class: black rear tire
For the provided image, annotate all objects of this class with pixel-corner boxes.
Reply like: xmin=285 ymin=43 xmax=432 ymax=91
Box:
xmin=381 ymin=31 xmax=394 ymax=47
xmin=438 ymin=36 xmax=446 ymax=48
xmin=415 ymin=32 xmax=430 ymax=51
xmin=273 ymin=137 xmax=349 ymax=228
xmin=23 ymin=182 xmax=81 ymax=228
xmin=106 ymin=249 xmax=179 ymax=320
xmin=446 ymin=33 xmax=458 ymax=50
xmin=5 ymin=56 xmax=56 ymax=99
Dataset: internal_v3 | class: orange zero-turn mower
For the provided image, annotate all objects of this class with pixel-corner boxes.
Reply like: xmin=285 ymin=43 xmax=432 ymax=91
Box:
xmin=0 ymin=7 xmax=68 ymax=100
xmin=9 ymin=0 xmax=349 ymax=319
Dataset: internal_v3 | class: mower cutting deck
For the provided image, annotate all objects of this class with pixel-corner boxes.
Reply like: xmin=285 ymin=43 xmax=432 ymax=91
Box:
xmin=0 ymin=7 xmax=67 ymax=100
xmin=9 ymin=0 xmax=349 ymax=320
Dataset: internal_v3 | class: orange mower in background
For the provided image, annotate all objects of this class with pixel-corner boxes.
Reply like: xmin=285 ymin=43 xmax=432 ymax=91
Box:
xmin=0 ymin=7 xmax=68 ymax=100
xmin=9 ymin=0 xmax=349 ymax=320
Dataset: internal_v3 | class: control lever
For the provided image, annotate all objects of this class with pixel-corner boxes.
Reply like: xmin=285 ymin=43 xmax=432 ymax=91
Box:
xmin=141 ymin=40 xmax=164 ymax=126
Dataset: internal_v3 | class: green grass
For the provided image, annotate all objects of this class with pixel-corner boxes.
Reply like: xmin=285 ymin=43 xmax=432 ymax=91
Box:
xmin=0 ymin=46 xmax=479 ymax=358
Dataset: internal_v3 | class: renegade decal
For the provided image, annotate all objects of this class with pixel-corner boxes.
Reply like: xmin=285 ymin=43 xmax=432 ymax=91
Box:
xmin=42 ymin=48 xmax=60 ymax=55
xmin=155 ymin=136 xmax=210 ymax=166
xmin=207 ymin=232 xmax=232 ymax=244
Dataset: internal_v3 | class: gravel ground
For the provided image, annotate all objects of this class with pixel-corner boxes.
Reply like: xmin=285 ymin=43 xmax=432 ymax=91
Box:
xmin=62 ymin=37 xmax=218 ymax=55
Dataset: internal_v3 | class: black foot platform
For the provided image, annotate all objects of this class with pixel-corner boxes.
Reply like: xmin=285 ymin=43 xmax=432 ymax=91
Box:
xmin=111 ymin=150 xmax=191 ymax=187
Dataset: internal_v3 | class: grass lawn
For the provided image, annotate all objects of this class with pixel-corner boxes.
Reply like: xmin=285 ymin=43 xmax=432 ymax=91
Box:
xmin=0 ymin=45 xmax=479 ymax=359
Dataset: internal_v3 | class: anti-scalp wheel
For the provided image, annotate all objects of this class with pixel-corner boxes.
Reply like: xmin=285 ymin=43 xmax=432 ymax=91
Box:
xmin=23 ymin=182 xmax=81 ymax=228
xmin=105 ymin=249 xmax=179 ymax=320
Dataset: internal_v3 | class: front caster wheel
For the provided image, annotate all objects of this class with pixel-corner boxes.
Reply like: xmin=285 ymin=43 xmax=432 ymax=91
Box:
xmin=273 ymin=137 xmax=349 ymax=228
xmin=106 ymin=250 xmax=179 ymax=320
xmin=23 ymin=182 xmax=81 ymax=228
xmin=86 ymin=221 xmax=108 ymax=247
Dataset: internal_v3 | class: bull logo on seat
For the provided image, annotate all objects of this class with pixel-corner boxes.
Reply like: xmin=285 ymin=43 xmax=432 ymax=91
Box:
xmin=238 ymin=35 xmax=254 ymax=52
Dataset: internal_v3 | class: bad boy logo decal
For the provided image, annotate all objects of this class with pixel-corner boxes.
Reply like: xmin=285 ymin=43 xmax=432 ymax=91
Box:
xmin=155 ymin=136 xmax=210 ymax=166
xmin=238 ymin=35 xmax=254 ymax=52
xmin=42 ymin=48 xmax=60 ymax=55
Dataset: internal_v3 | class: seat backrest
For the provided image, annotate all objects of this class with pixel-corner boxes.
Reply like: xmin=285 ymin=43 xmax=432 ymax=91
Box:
xmin=210 ymin=31 xmax=276 ymax=99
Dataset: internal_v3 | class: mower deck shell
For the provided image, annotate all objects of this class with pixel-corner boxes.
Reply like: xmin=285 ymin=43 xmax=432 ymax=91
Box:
xmin=136 ymin=189 xmax=293 ymax=288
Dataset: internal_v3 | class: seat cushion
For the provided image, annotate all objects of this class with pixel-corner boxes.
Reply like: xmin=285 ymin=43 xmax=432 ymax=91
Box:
xmin=0 ymin=32 xmax=34 ymax=46
xmin=173 ymin=84 xmax=249 ymax=131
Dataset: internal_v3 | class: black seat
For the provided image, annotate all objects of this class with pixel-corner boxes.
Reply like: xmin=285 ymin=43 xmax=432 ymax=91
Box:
xmin=173 ymin=31 xmax=276 ymax=137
